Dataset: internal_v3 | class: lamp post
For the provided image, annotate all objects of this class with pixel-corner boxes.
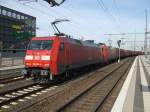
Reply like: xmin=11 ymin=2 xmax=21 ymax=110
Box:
xmin=117 ymin=40 xmax=121 ymax=63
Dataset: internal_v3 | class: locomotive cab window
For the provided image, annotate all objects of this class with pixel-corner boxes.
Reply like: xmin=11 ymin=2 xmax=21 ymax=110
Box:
xmin=28 ymin=40 xmax=53 ymax=50
xmin=60 ymin=43 xmax=64 ymax=51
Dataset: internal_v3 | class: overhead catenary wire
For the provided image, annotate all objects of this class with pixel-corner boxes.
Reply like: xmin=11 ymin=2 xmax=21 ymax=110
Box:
xmin=22 ymin=0 xmax=100 ymax=37
xmin=37 ymin=1 xmax=104 ymax=37
xmin=96 ymin=0 xmax=116 ymax=22
xmin=0 ymin=0 xmax=61 ymax=36
xmin=10 ymin=0 xmax=96 ymax=37
xmin=112 ymin=0 xmax=121 ymax=30
xmin=112 ymin=0 xmax=121 ymax=20
xmin=37 ymin=4 xmax=96 ymax=37
xmin=63 ymin=1 xmax=105 ymax=31
xmin=1 ymin=0 xmax=110 ymax=39
xmin=96 ymin=0 xmax=121 ymax=32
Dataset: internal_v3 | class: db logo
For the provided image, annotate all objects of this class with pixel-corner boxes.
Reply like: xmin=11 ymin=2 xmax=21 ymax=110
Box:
xmin=34 ymin=56 xmax=40 ymax=60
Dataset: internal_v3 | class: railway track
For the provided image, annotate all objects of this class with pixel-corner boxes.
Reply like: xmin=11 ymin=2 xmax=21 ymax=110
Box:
xmin=0 ymin=68 xmax=24 ymax=84
xmin=57 ymin=58 xmax=132 ymax=112
xmin=0 ymin=58 xmax=134 ymax=112
xmin=11 ymin=58 xmax=133 ymax=112
xmin=0 ymin=69 xmax=23 ymax=83
xmin=0 ymin=76 xmax=25 ymax=84
xmin=0 ymin=68 xmax=22 ymax=76
xmin=0 ymin=84 xmax=52 ymax=109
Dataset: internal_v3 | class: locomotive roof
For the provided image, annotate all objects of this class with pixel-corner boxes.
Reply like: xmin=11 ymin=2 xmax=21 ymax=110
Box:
xmin=32 ymin=36 xmax=56 ymax=40
xmin=31 ymin=36 xmax=99 ymax=48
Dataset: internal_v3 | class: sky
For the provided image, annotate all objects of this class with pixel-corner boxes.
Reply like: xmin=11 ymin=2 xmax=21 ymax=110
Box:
xmin=0 ymin=0 xmax=150 ymax=50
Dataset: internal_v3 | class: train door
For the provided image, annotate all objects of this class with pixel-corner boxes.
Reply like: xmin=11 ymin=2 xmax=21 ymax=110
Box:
xmin=101 ymin=45 xmax=109 ymax=63
xmin=58 ymin=42 xmax=71 ymax=73
xmin=65 ymin=42 xmax=71 ymax=68
xmin=58 ymin=42 xmax=66 ymax=74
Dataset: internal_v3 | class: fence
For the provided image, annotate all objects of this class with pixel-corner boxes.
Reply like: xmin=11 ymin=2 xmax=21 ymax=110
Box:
xmin=0 ymin=57 xmax=24 ymax=67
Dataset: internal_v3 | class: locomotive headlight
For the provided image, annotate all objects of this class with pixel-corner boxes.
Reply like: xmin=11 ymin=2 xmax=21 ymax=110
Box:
xmin=41 ymin=56 xmax=51 ymax=60
xmin=25 ymin=55 xmax=33 ymax=60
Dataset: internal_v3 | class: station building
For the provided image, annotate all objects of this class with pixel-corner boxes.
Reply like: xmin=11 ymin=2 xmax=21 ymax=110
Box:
xmin=0 ymin=5 xmax=36 ymax=51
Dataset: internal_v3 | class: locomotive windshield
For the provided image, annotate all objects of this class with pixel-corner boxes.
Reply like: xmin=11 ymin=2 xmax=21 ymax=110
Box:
xmin=28 ymin=40 xmax=53 ymax=50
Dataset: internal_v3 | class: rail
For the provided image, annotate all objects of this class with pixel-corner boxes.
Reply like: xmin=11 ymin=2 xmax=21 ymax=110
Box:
xmin=57 ymin=58 xmax=132 ymax=112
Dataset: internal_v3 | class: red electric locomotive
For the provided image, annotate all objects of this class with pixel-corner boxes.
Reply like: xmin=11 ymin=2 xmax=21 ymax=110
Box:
xmin=23 ymin=35 xmax=108 ymax=83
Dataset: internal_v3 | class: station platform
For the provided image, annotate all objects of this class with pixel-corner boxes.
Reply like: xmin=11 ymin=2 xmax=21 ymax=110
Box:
xmin=111 ymin=55 xmax=150 ymax=112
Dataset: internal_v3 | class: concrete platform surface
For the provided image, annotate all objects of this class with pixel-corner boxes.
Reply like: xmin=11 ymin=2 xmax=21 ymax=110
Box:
xmin=111 ymin=56 xmax=150 ymax=112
